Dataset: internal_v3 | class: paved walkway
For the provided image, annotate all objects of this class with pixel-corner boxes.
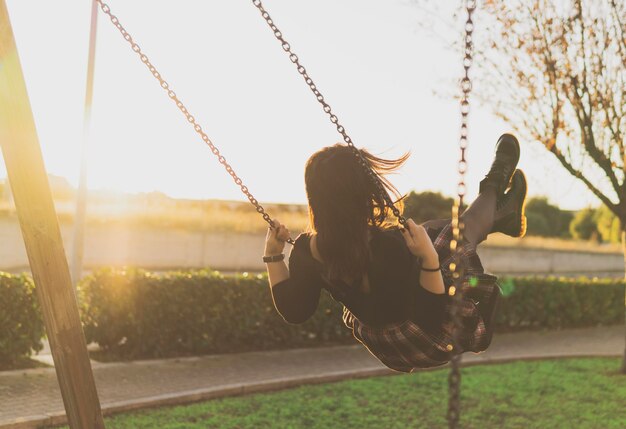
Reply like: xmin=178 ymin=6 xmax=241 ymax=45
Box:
xmin=0 ymin=326 xmax=623 ymax=428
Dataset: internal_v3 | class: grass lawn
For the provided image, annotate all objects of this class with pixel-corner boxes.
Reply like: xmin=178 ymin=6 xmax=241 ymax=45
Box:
xmin=55 ymin=358 xmax=625 ymax=429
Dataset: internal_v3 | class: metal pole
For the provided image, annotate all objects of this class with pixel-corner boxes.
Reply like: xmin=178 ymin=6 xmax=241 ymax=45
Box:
xmin=71 ymin=0 xmax=99 ymax=286
xmin=0 ymin=1 xmax=104 ymax=426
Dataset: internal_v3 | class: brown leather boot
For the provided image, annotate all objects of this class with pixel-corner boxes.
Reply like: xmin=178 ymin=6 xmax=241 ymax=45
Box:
xmin=492 ymin=169 xmax=527 ymax=237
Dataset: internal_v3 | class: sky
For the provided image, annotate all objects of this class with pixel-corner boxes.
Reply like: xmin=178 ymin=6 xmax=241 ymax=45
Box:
xmin=1 ymin=0 xmax=601 ymax=209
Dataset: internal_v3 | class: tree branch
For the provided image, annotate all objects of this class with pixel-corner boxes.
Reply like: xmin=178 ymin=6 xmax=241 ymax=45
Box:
xmin=547 ymin=141 xmax=618 ymax=211
xmin=609 ymin=0 xmax=626 ymax=67
xmin=567 ymin=76 xmax=621 ymax=192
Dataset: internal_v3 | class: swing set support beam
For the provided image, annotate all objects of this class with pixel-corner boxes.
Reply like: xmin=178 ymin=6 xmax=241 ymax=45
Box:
xmin=0 ymin=1 xmax=105 ymax=427
xmin=71 ymin=0 xmax=99 ymax=287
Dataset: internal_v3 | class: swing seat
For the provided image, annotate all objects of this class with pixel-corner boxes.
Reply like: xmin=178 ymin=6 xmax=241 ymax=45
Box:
xmin=343 ymin=224 xmax=501 ymax=373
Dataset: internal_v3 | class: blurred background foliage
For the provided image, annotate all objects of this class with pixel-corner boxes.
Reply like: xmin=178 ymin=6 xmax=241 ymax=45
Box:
xmin=403 ymin=190 xmax=620 ymax=244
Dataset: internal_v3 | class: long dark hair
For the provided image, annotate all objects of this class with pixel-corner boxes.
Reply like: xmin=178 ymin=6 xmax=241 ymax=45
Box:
xmin=304 ymin=144 xmax=409 ymax=284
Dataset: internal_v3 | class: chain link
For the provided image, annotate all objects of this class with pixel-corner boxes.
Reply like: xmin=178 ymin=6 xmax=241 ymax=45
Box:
xmin=251 ymin=0 xmax=406 ymax=226
xmin=447 ymin=1 xmax=476 ymax=428
xmin=95 ymin=0 xmax=295 ymax=245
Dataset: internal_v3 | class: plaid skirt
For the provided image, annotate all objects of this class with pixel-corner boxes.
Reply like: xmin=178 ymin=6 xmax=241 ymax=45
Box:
xmin=342 ymin=223 xmax=501 ymax=373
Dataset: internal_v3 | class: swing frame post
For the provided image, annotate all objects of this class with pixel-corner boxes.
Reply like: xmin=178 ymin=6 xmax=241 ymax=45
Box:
xmin=71 ymin=0 xmax=99 ymax=286
xmin=0 ymin=1 xmax=105 ymax=427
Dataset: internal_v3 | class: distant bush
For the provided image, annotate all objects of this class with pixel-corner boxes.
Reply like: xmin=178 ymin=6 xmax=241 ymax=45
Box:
xmin=595 ymin=205 xmax=622 ymax=244
xmin=494 ymin=277 xmax=625 ymax=330
xmin=403 ymin=191 xmax=453 ymax=224
xmin=570 ymin=208 xmax=599 ymax=240
xmin=526 ymin=211 xmax=551 ymax=236
xmin=525 ymin=197 xmax=573 ymax=238
xmin=0 ymin=273 xmax=45 ymax=366
xmin=79 ymin=269 xmax=625 ymax=360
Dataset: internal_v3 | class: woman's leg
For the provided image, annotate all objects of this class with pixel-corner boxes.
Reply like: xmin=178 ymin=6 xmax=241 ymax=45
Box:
xmin=460 ymin=186 xmax=498 ymax=246
xmin=420 ymin=186 xmax=498 ymax=247
xmin=464 ymin=134 xmax=519 ymax=244
xmin=420 ymin=134 xmax=525 ymax=246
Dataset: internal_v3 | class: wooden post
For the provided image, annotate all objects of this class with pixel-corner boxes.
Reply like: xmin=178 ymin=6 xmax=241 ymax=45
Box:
xmin=619 ymin=226 xmax=626 ymax=375
xmin=71 ymin=0 xmax=99 ymax=286
xmin=0 ymin=2 xmax=105 ymax=427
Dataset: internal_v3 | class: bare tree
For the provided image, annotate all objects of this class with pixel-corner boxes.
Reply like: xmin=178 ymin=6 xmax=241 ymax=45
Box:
xmin=476 ymin=0 xmax=625 ymax=373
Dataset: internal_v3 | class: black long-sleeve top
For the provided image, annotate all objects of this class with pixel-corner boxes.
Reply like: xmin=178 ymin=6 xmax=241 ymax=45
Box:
xmin=270 ymin=227 xmax=449 ymax=331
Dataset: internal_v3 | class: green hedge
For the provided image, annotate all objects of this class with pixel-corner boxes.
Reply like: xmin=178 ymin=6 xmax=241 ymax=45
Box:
xmin=78 ymin=269 xmax=350 ymax=359
xmin=78 ymin=269 xmax=626 ymax=360
xmin=0 ymin=273 xmax=44 ymax=366
xmin=493 ymin=277 xmax=625 ymax=330
xmin=1 ymin=269 xmax=624 ymax=364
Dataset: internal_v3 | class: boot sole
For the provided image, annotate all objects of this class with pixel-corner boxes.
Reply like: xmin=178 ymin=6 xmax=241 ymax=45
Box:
xmin=514 ymin=170 xmax=528 ymax=238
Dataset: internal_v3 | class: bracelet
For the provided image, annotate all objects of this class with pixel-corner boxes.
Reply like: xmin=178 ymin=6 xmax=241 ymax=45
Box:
xmin=263 ymin=253 xmax=285 ymax=263
xmin=421 ymin=264 xmax=441 ymax=272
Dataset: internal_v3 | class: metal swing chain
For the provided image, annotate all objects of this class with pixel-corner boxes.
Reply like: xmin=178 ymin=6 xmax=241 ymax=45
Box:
xmin=254 ymin=0 xmax=474 ymax=424
xmin=94 ymin=0 xmax=295 ymax=244
xmin=251 ymin=0 xmax=406 ymax=227
xmin=448 ymin=1 xmax=476 ymax=428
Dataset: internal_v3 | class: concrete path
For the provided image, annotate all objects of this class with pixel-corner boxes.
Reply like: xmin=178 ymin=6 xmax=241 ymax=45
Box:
xmin=0 ymin=326 xmax=623 ymax=429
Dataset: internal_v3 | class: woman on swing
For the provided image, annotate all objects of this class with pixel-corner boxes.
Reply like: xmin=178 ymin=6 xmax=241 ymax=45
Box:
xmin=263 ymin=134 xmax=526 ymax=373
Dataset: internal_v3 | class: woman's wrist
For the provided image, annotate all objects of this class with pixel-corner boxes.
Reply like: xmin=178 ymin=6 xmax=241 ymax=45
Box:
xmin=264 ymin=252 xmax=283 ymax=258
xmin=264 ymin=247 xmax=284 ymax=258
xmin=420 ymin=252 xmax=440 ymax=270
xmin=263 ymin=253 xmax=285 ymax=263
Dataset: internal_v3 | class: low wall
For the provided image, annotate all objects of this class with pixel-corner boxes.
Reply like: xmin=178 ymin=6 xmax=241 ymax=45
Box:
xmin=1 ymin=218 xmax=623 ymax=275
xmin=476 ymin=246 xmax=624 ymax=276
xmin=0 ymin=218 xmax=266 ymax=272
